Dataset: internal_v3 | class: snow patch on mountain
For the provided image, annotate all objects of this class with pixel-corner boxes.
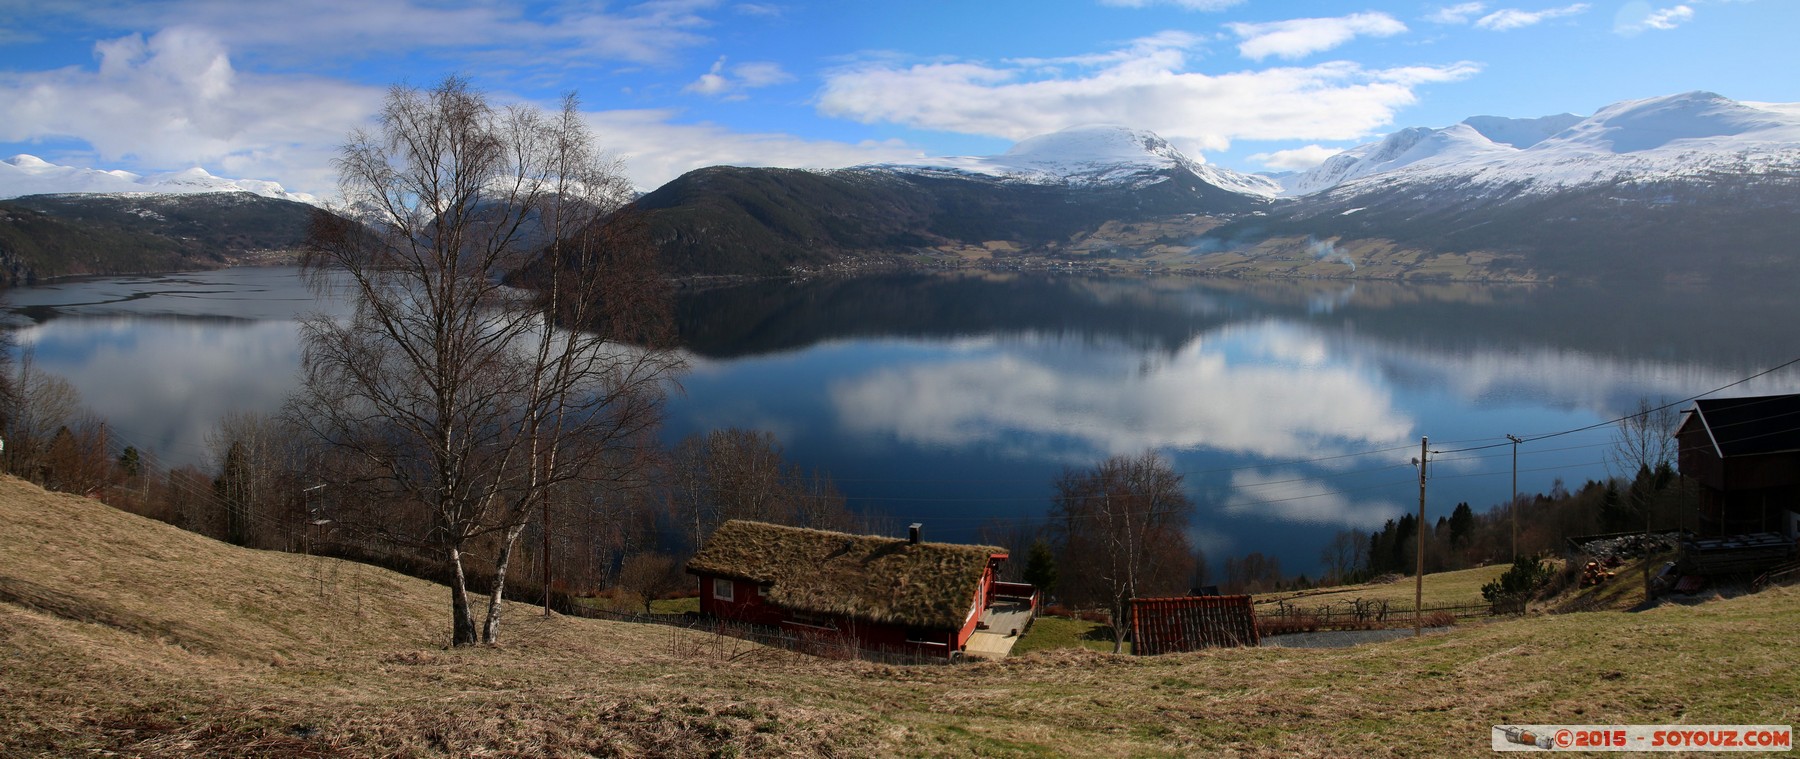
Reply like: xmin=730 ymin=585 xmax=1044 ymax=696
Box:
xmin=1461 ymin=113 xmax=1583 ymax=149
xmin=1281 ymin=125 xmax=1518 ymax=196
xmin=865 ymin=125 xmax=1282 ymax=198
xmin=0 ymin=155 xmax=321 ymax=205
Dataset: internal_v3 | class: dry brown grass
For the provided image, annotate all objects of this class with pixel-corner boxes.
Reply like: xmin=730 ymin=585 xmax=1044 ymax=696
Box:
xmin=4 ymin=476 xmax=1796 ymax=757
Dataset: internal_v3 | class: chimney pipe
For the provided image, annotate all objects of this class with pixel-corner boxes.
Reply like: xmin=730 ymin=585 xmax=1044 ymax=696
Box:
xmin=909 ymin=523 xmax=922 ymax=544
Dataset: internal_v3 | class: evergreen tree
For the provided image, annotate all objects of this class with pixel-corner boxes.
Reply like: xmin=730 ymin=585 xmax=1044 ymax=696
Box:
xmin=118 ymin=446 xmax=141 ymax=478
xmin=1023 ymin=539 xmax=1058 ymax=596
xmin=1448 ymin=502 xmax=1475 ymax=548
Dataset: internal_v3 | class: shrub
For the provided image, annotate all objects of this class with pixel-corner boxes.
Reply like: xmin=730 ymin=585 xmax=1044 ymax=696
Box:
xmin=1257 ymin=614 xmax=1322 ymax=636
xmin=1482 ymin=556 xmax=1555 ymax=609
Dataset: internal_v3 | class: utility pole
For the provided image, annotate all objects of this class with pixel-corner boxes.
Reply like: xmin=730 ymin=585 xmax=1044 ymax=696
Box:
xmin=543 ymin=491 xmax=552 ymax=617
xmin=1415 ymin=436 xmax=1428 ymax=638
xmin=1644 ymin=488 xmax=1654 ymax=606
xmin=1507 ymin=434 xmax=1522 ymax=562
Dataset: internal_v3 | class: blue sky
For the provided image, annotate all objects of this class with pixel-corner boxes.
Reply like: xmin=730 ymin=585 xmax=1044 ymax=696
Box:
xmin=1 ymin=0 xmax=1793 ymax=195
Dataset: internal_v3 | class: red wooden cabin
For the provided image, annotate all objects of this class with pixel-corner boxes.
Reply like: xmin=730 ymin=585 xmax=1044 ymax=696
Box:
xmin=686 ymin=520 xmax=1016 ymax=660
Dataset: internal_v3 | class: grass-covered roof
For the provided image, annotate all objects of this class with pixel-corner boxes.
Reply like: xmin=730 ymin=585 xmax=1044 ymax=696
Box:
xmin=686 ymin=520 xmax=1005 ymax=630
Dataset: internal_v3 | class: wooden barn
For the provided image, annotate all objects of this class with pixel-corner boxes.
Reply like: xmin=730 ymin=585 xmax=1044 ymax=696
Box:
xmin=1676 ymin=394 xmax=1800 ymax=538
xmin=685 ymin=520 xmax=1030 ymax=660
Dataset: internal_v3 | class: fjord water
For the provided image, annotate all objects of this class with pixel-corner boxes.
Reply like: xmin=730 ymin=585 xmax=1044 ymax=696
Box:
xmin=9 ymin=267 xmax=1798 ymax=573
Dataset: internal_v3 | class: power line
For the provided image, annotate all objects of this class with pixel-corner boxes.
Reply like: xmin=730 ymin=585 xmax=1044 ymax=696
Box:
xmin=1432 ymin=356 xmax=1800 ymax=455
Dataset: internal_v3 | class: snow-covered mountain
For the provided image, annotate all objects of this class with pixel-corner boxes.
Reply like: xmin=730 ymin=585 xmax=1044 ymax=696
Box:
xmin=1280 ymin=124 xmax=1517 ymax=196
xmin=0 ymin=154 xmax=321 ymax=205
xmin=1284 ymin=92 xmax=1800 ymax=197
xmin=864 ymin=125 xmax=1283 ymax=198
xmin=1192 ymin=91 xmax=1800 ymax=288
xmin=846 ymin=93 xmax=1800 ymax=204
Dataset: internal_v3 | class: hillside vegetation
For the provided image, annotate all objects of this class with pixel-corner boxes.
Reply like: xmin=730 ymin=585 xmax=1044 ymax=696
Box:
xmin=635 ymin=165 xmax=1261 ymax=277
xmin=1254 ymin=564 xmax=1511 ymax=609
xmin=0 ymin=192 xmax=313 ymax=284
xmin=3 ymin=476 xmax=1796 ymax=757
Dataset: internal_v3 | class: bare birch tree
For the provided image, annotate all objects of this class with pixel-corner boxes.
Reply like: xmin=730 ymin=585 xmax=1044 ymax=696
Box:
xmin=291 ymin=77 xmax=683 ymax=646
xmin=670 ymin=427 xmax=851 ymax=551
xmin=1612 ymin=397 xmax=1679 ymax=480
xmin=1051 ymin=451 xmax=1194 ymax=653
xmin=4 ymin=350 xmax=89 ymax=485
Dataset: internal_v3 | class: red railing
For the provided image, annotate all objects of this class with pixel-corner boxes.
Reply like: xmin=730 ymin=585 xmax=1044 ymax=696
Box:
xmin=993 ymin=581 xmax=1039 ymax=609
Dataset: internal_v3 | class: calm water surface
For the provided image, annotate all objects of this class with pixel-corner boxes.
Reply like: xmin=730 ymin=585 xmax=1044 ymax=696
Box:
xmin=10 ymin=267 xmax=1798 ymax=573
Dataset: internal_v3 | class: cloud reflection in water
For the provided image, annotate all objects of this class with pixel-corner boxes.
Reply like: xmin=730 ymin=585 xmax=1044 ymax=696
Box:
xmin=829 ymin=322 xmax=1416 ymax=463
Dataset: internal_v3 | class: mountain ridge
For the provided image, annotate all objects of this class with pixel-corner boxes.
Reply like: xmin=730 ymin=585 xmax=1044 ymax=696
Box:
xmin=5 ymin=91 xmax=1798 ymax=286
xmin=1286 ymin=91 xmax=1800 ymax=197
xmin=632 ymin=90 xmax=1800 ymax=285
xmin=1 ymin=154 xmax=322 ymax=205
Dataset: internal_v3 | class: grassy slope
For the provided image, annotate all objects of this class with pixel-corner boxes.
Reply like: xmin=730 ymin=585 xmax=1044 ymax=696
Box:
xmin=3 ymin=477 xmax=1796 ymax=757
xmin=1254 ymin=565 xmax=1512 ymax=610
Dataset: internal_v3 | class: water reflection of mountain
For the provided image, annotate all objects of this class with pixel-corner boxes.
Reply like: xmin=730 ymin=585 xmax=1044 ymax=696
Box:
xmin=677 ymin=273 xmax=1800 ymax=368
xmin=675 ymin=273 xmax=1244 ymax=358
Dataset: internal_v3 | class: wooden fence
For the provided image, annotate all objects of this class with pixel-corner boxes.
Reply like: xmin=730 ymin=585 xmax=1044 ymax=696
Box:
xmin=567 ymin=605 xmax=955 ymax=666
xmin=1254 ymin=598 xmax=1506 ymax=632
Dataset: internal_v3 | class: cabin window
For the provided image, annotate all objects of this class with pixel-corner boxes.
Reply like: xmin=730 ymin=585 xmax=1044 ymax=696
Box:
xmin=712 ymin=577 xmax=734 ymax=602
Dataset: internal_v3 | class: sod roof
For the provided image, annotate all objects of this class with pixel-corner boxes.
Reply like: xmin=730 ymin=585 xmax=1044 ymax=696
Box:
xmin=686 ymin=520 xmax=1005 ymax=631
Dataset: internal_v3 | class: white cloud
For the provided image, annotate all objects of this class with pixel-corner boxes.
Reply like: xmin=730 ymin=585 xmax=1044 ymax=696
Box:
xmin=684 ymin=57 xmax=794 ymax=98
xmin=733 ymin=3 xmax=784 ymax=17
xmin=1249 ymin=144 xmax=1342 ymax=171
xmin=817 ymin=36 xmax=1477 ymax=156
xmin=1426 ymin=2 xmax=1488 ymax=24
xmin=1614 ymin=2 xmax=1695 ymax=35
xmin=1226 ymin=12 xmax=1408 ymax=61
xmin=0 ymin=23 xmax=902 ymax=197
xmin=1474 ymin=3 xmax=1591 ymax=31
xmin=13 ymin=0 xmax=718 ymax=66
xmin=584 ymin=109 xmax=918 ymax=190
xmin=684 ymin=59 xmax=733 ymax=96
xmin=0 ymin=27 xmax=379 ymax=196
xmin=1099 ymin=0 xmax=1244 ymax=10
xmin=1644 ymin=4 xmax=1696 ymax=28
xmin=1222 ymin=470 xmax=1401 ymax=529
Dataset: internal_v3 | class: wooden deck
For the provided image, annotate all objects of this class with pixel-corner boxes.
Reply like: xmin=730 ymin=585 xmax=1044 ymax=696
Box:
xmin=964 ymin=597 xmax=1035 ymax=659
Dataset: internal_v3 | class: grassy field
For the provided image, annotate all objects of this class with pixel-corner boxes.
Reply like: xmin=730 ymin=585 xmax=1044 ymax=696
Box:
xmin=1009 ymin=616 xmax=1123 ymax=656
xmin=4 ymin=476 xmax=1796 ymax=757
xmin=652 ymin=596 xmax=701 ymax=614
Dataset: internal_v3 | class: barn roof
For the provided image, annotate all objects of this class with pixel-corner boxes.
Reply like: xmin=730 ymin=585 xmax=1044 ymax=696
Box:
xmin=1682 ymin=394 xmax=1800 ymax=459
xmin=686 ymin=520 xmax=1004 ymax=630
xmin=1130 ymin=595 xmax=1259 ymax=655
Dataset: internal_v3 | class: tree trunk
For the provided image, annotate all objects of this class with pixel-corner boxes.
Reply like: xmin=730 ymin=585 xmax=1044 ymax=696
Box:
xmin=481 ymin=522 xmax=530 ymax=644
xmin=449 ymin=545 xmax=478 ymax=647
xmin=1112 ymin=600 xmax=1127 ymax=654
